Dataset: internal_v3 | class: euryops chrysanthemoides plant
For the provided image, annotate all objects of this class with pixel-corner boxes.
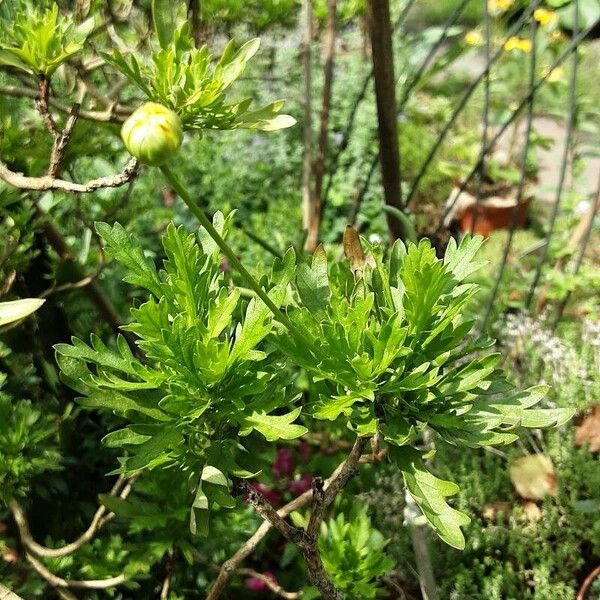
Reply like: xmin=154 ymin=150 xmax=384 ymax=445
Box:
xmin=0 ymin=3 xmax=574 ymax=599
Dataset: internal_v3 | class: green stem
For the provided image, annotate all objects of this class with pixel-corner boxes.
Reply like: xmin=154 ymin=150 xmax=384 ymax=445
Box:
xmin=160 ymin=165 xmax=296 ymax=334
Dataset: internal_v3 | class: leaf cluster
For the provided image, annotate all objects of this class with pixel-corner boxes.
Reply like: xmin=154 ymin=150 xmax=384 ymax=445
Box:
xmin=0 ymin=2 xmax=93 ymax=76
xmin=104 ymin=24 xmax=295 ymax=132
xmin=0 ymin=374 xmax=61 ymax=503
xmin=318 ymin=504 xmax=395 ymax=600
xmin=55 ymin=213 xmax=306 ymax=534
xmin=276 ymin=234 xmax=574 ymax=548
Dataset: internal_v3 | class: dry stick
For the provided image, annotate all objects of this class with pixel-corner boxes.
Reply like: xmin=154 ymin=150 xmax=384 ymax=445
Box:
xmin=0 ymin=84 xmax=129 ymax=122
xmin=0 ymin=585 xmax=25 ymax=600
xmin=481 ymin=18 xmax=538 ymax=330
xmin=434 ymin=16 xmax=596 ymax=236
xmin=206 ymin=438 xmax=370 ymax=600
xmin=0 ymin=156 xmax=139 ymax=193
xmin=9 ymin=475 xmax=137 ymax=559
xmin=49 ymin=103 xmax=81 ymax=178
xmin=469 ymin=0 xmax=492 ymax=236
xmin=321 ymin=0 xmax=418 ymax=209
xmin=306 ymin=0 xmax=337 ymax=253
xmin=25 ymin=553 xmax=126 ymax=590
xmin=301 ymin=0 xmax=314 ymax=250
xmin=239 ymin=437 xmax=368 ymax=600
xmin=35 ymin=75 xmax=59 ymax=136
xmin=347 ymin=0 xmax=470 ymax=230
xmin=404 ymin=0 xmax=544 ymax=208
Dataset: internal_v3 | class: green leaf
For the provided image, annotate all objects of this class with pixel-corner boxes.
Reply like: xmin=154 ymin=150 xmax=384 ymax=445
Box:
xmin=123 ymin=425 xmax=182 ymax=472
xmin=394 ymin=447 xmax=470 ymax=549
xmin=472 ymin=385 xmax=575 ymax=429
xmin=78 ymin=389 xmax=169 ymax=422
xmin=95 ymin=222 xmax=163 ymax=297
xmin=443 ymin=235 xmax=486 ymax=282
xmin=152 ymin=0 xmax=177 ymax=49
xmin=240 ymin=407 xmax=307 ymax=441
xmin=296 ymin=245 xmax=330 ymax=313
xmin=0 ymin=298 xmax=44 ymax=325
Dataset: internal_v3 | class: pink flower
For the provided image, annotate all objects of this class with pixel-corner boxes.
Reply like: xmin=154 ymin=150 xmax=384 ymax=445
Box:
xmin=272 ymin=448 xmax=295 ymax=477
xmin=298 ymin=441 xmax=312 ymax=462
xmin=250 ymin=482 xmax=281 ymax=506
xmin=288 ymin=473 xmax=312 ymax=497
xmin=244 ymin=570 xmax=277 ymax=592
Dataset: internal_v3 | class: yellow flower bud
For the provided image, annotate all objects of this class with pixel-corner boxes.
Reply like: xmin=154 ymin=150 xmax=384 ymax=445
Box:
xmin=121 ymin=102 xmax=183 ymax=166
xmin=464 ymin=30 xmax=484 ymax=47
xmin=504 ymin=37 xmax=532 ymax=53
xmin=534 ymin=8 xmax=558 ymax=27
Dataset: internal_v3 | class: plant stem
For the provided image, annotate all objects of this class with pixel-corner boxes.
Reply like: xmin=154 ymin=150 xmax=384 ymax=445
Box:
xmin=160 ymin=165 xmax=296 ymax=334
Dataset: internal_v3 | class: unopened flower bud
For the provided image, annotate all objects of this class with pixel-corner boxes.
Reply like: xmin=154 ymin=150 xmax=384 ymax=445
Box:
xmin=121 ymin=102 xmax=183 ymax=166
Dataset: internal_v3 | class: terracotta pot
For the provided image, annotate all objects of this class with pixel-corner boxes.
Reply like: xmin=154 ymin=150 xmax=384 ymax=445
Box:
xmin=459 ymin=197 xmax=530 ymax=237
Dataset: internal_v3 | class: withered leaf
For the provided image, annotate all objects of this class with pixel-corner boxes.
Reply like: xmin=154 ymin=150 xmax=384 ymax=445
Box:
xmin=575 ymin=405 xmax=600 ymax=453
xmin=509 ymin=454 xmax=556 ymax=500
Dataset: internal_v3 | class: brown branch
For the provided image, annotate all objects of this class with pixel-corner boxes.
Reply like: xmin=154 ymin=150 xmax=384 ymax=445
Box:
xmin=239 ymin=482 xmax=306 ymax=544
xmin=0 ymin=157 xmax=139 ymax=193
xmin=306 ymin=0 xmax=337 ymax=253
xmin=307 ymin=436 xmax=367 ymax=540
xmin=35 ymin=76 xmax=59 ymax=136
xmin=301 ymin=0 xmax=313 ymax=250
xmin=207 ymin=437 xmax=370 ymax=600
xmin=48 ymin=103 xmax=80 ymax=178
xmin=366 ymin=0 xmax=405 ymax=241
xmin=9 ymin=475 xmax=137 ymax=559
xmin=577 ymin=564 xmax=600 ymax=600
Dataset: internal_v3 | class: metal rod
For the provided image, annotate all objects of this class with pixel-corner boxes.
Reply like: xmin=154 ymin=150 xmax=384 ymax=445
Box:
xmin=470 ymin=0 xmax=492 ymax=235
xmin=525 ymin=0 xmax=579 ymax=309
xmin=482 ymin=18 xmax=539 ymax=328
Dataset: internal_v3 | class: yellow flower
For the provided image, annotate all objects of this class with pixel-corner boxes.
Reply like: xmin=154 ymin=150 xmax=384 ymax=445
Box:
xmin=488 ymin=0 xmax=514 ymax=14
xmin=504 ymin=37 xmax=532 ymax=53
xmin=534 ymin=8 xmax=558 ymax=27
xmin=464 ymin=30 xmax=484 ymax=46
xmin=541 ymin=65 xmax=565 ymax=83
xmin=121 ymin=102 xmax=183 ymax=166
xmin=550 ymin=30 xmax=566 ymax=44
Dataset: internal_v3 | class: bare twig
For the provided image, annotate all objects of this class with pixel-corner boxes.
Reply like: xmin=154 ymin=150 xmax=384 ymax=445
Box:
xmin=306 ymin=0 xmax=337 ymax=253
xmin=301 ymin=0 xmax=313 ymax=250
xmin=48 ymin=103 xmax=81 ymax=178
xmin=0 ymin=584 xmax=25 ymax=600
xmin=9 ymin=475 xmax=138 ymax=559
xmin=35 ymin=75 xmax=59 ymax=136
xmin=0 ymin=84 xmax=130 ymax=122
xmin=240 ymin=482 xmax=306 ymax=544
xmin=25 ymin=553 xmax=126 ymax=590
xmin=0 ymin=157 xmax=139 ymax=193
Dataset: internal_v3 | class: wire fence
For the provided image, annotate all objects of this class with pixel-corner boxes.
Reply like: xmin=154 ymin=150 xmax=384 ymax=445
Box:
xmin=333 ymin=0 xmax=597 ymax=331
